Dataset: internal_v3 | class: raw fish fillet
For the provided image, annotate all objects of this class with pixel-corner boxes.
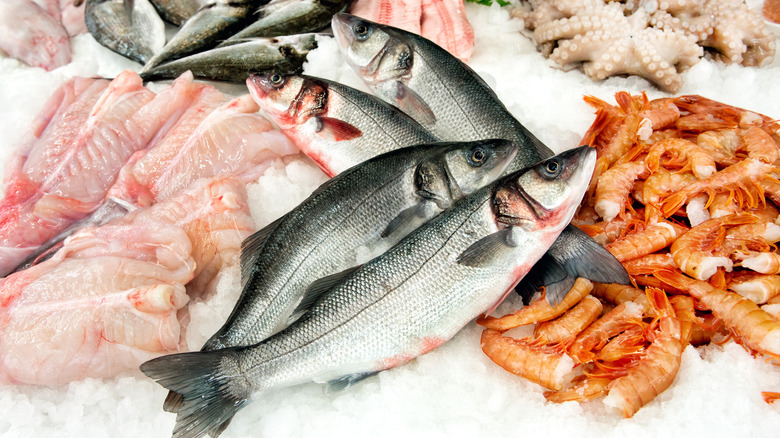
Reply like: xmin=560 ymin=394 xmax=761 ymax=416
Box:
xmin=0 ymin=71 xmax=203 ymax=276
xmin=0 ymin=218 xmax=196 ymax=385
xmin=121 ymin=175 xmax=256 ymax=299
xmin=112 ymin=93 xmax=299 ymax=203
xmin=0 ymin=0 xmax=71 ymax=70
xmin=60 ymin=0 xmax=87 ymax=36
xmin=350 ymin=0 xmax=423 ymax=34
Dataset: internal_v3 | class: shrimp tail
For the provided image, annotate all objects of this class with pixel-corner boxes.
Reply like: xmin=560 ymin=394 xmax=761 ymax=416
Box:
xmin=141 ymin=350 xmax=249 ymax=438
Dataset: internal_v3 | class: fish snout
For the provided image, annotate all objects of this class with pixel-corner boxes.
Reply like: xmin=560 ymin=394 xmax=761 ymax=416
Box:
xmin=331 ymin=13 xmax=355 ymax=49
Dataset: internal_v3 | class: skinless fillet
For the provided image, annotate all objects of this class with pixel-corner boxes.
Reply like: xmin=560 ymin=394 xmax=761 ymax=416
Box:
xmin=0 ymin=71 xmax=203 ymax=276
xmin=60 ymin=0 xmax=87 ymax=36
xmin=0 ymin=0 xmax=71 ymax=70
xmin=350 ymin=0 xmax=423 ymax=34
xmin=0 ymin=218 xmax=196 ymax=385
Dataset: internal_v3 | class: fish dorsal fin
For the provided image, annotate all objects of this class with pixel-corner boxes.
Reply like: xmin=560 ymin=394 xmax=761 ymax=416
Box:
xmin=381 ymin=201 xmax=438 ymax=239
xmin=240 ymin=216 xmax=284 ymax=286
xmin=325 ymin=371 xmax=379 ymax=393
xmin=456 ymin=228 xmax=517 ymax=268
xmin=394 ymin=82 xmax=436 ymax=126
xmin=315 ymin=116 xmax=362 ymax=142
xmin=515 ymin=253 xmax=572 ymax=306
xmin=288 ymin=265 xmax=362 ymax=324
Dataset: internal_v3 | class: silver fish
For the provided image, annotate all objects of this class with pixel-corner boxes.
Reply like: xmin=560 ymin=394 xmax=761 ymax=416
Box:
xmin=86 ymin=0 xmax=165 ymax=64
xmin=161 ymin=138 xmax=516 ymax=413
xmin=142 ymin=0 xmax=258 ymax=70
xmin=140 ymin=34 xmax=318 ymax=83
xmin=332 ymin=13 xmax=630 ymax=303
xmin=149 ymin=0 xmax=211 ymax=25
xmin=247 ymin=72 xmax=437 ymax=176
xmin=141 ymin=145 xmax=596 ymax=438
xmin=218 ymin=0 xmax=352 ymax=45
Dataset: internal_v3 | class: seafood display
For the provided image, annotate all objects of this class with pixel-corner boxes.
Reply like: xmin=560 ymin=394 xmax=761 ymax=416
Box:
xmin=479 ymin=91 xmax=780 ymax=417
xmin=142 ymin=146 xmax=595 ymax=437
xmin=513 ymin=0 xmax=777 ymax=92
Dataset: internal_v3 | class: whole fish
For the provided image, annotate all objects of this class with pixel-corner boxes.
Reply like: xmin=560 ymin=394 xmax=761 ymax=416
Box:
xmin=218 ymin=0 xmax=352 ymax=45
xmin=86 ymin=0 xmax=166 ymax=64
xmin=140 ymin=34 xmax=318 ymax=83
xmin=161 ymin=139 xmax=516 ymax=413
xmin=332 ymin=13 xmax=630 ymax=303
xmin=142 ymin=0 xmax=260 ymax=70
xmin=142 ymin=145 xmax=595 ymax=438
xmin=149 ymin=0 xmax=211 ymax=25
xmin=247 ymin=72 xmax=437 ymax=176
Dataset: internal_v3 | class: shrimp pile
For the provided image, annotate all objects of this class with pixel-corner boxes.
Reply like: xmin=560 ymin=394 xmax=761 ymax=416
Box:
xmin=479 ymin=92 xmax=780 ymax=417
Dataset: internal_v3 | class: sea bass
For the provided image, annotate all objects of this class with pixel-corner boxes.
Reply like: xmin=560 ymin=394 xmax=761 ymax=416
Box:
xmin=142 ymin=0 xmax=259 ymax=70
xmin=149 ymin=0 xmax=211 ymax=25
xmin=142 ymin=145 xmax=595 ymax=438
xmin=140 ymin=34 xmax=318 ymax=83
xmin=219 ymin=0 xmax=352 ymax=45
xmin=247 ymin=72 xmax=437 ymax=176
xmin=332 ymin=13 xmax=630 ymax=303
xmin=85 ymin=0 xmax=166 ymax=64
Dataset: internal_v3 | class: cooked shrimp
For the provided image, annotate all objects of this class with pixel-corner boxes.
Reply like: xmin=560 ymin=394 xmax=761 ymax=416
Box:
xmin=568 ymin=301 xmax=646 ymax=363
xmin=670 ymin=213 xmax=757 ymax=280
xmin=725 ymin=219 xmax=780 ymax=245
xmin=654 ymin=269 xmax=780 ymax=357
xmin=622 ymin=253 xmax=677 ymax=276
xmin=738 ymin=251 xmax=780 ymax=275
xmin=544 ymin=375 xmax=612 ymax=403
xmin=642 ymin=170 xmax=698 ymax=220
xmin=728 ymin=274 xmax=780 ymax=304
xmin=605 ymin=220 xmax=688 ymax=262
xmin=762 ymin=392 xmax=780 ymax=404
xmin=591 ymin=282 xmax=654 ymax=315
xmin=533 ymin=295 xmax=603 ymax=346
xmin=596 ymin=324 xmax=647 ymax=362
xmin=708 ymin=192 xmax=742 ymax=218
xmin=673 ymin=95 xmax=747 ymax=131
xmin=660 ymin=158 xmax=775 ymax=217
xmin=645 ymin=138 xmax=717 ymax=178
xmin=480 ymin=329 xmax=574 ymax=391
xmin=741 ymin=126 xmax=779 ymax=164
xmin=760 ymin=178 xmax=780 ymax=206
xmin=595 ymin=161 xmax=649 ymax=222
xmin=639 ymin=99 xmax=680 ymax=131
xmin=478 ymin=278 xmax=594 ymax=331
xmin=761 ymin=303 xmax=780 ymax=322
xmin=696 ymin=130 xmax=741 ymax=167
xmin=602 ymin=315 xmax=683 ymax=418
xmin=670 ymin=295 xmax=697 ymax=345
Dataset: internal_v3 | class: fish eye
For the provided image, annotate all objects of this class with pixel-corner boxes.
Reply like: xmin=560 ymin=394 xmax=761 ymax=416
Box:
xmin=269 ymin=74 xmax=285 ymax=87
xmin=541 ymin=160 xmax=561 ymax=179
xmin=469 ymin=147 xmax=487 ymax=166
xmin=353 ymin=23 xmax=372 ymax=40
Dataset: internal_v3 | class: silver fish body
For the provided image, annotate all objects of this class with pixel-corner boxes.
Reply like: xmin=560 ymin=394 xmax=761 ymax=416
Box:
xmin=332 ymin=13 xmax=631 ymax=303
xmin=149 ymin=0 xmax=211 ymax=25
xmin=206 ymin=139 xmax=517 ymax=351
xmin=219 ymin=0 xmax=352 ymax=45
xmin=86 ymin=0 xmax=166 ymax=64
xmin=141 ymin=145 xmax=596 ymax=438
xmin=247 ymin=72 xmax=437 ymax=176
xmin=142 ymin=0 xmax=258 ymax=70
xmin=140 ymin=34 xmax=317 ymax=83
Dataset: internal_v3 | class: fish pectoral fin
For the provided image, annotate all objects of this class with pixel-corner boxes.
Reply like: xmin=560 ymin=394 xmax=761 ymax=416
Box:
xmin=316 ymin=116 xmax=363 ymax=142
xmin=325 ymin=371 xmax=380 ymax=393
xmin=456 ymin=228 xmax=516 ymax=268
xmin=550 ymin=224 xmax=631 ymax=284
xmin=381 ymin=201 xmax=438 ymax=238
xmin=394 ymin=82 xmax=436 ymax=126
xmin=240 ymin=216 xmax=285 ymax=286
xmin=288 ymin=265 xmax=362 ymax=324
xmin=123 ymin=0 xmax=135 ymax=23
xmin=514 ymin=253 xmax=572 ymax=306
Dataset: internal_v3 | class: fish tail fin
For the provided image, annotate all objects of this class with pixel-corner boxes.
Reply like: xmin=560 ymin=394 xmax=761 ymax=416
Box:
xmin=141 ymin=350 xmax=249 ymax=438
xmin=163 ymin=390 xmax=184 ymax=413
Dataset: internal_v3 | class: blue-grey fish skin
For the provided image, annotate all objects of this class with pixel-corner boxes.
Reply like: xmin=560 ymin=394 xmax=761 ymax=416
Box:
xmin=140 ymin=146 xmax=596 ymax=438
xmin=149 ymin=0 xmax=210 ymax=25
xmin=86 ymin=0 xmax=166 ymax=64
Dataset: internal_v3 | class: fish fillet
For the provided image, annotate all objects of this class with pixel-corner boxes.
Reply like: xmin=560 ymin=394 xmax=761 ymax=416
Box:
xmin=0 ymin=0 xmax=71 ymax=70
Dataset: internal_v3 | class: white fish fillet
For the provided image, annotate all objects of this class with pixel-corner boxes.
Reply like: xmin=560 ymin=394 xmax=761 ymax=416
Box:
xmin=0 ymin=0 xmax=71 ymax=70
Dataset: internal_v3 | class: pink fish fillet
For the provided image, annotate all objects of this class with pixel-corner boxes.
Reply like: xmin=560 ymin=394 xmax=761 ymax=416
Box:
xmin=0 ymin=218 xmax=196 ymax=385
xmin=0 ymin=71 xmax=203 ymax=276
xmin=0 ymin=0 xmax=71 ymax=70
xmin=59 ymin=0 xmax=87 ymax=36
xmin=350 ymin=0 xmax=423 ymax=34
xmin=122 ymin=93 xmax=298 ymax=202
xmin=121 ymin=175 xmax=256 ymax=299
xmin=421 ymin=0 xmax=474 ymax=62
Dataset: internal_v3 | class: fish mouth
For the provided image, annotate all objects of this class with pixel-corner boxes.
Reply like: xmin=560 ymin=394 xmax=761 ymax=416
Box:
xmin=247 ymin=74 xmax=277 ymax=99
xmin=331 ymin=13 xmax=356 ymax=50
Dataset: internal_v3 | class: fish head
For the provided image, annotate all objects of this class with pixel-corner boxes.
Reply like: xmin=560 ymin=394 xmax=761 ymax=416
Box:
xmin=423 ymin=139 xmax=518 ymax=206
xmin=247 ymin=73 xmax=328 ymax=128
xmin=493 ymin=145 xmax=596 ymax=231
xmin=332 ymin=13 xmax=412 ymax=86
